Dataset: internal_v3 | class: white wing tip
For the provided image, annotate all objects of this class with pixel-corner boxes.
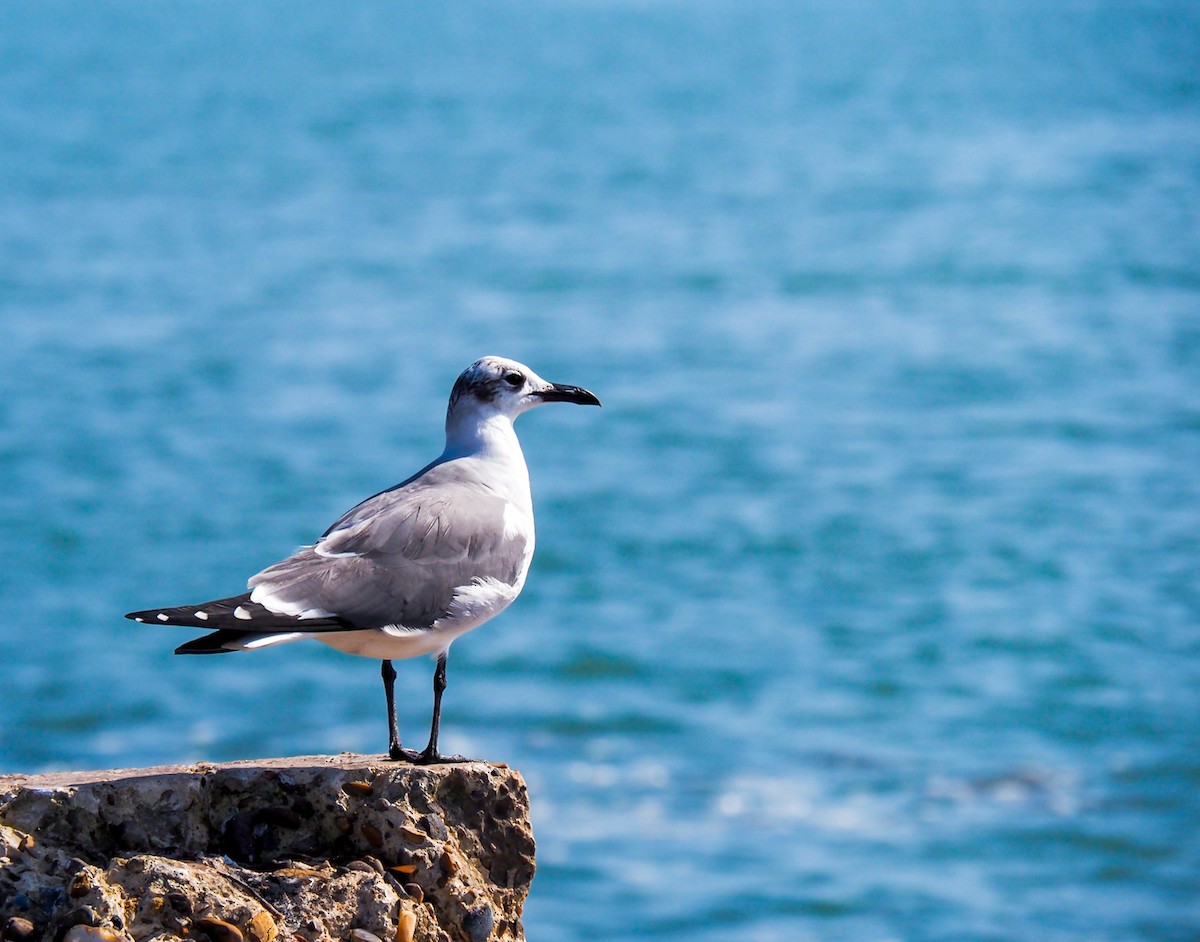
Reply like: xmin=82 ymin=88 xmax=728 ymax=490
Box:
xmin=314 ymin=543 xmax=362 ymax=559
xmin=250 ymin=585 xmax=335 ymax=619
xmin=238 ymin=632 xmax=306 ymax=650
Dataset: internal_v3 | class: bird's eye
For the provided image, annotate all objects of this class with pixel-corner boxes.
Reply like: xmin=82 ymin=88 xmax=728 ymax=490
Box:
xmin=503 ymin=371 xmax=524 ymax=388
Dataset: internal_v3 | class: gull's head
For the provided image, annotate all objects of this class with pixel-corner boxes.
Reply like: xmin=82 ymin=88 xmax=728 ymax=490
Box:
xmin=448 ymin=356 xmax=601 ymax=423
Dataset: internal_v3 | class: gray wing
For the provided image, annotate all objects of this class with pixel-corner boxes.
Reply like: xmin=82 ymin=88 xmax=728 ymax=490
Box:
xmin=247 ymin=462 xmax=529 ymax=630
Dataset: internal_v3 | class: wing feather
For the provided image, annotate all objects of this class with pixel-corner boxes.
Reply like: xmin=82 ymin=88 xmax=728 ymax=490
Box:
xmin=248 ymin=461 xmax=530 ymax=630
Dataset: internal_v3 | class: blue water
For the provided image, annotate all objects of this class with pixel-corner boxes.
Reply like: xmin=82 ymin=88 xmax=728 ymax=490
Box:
xmin=2 ymin=2 xmax=1199 ymax=939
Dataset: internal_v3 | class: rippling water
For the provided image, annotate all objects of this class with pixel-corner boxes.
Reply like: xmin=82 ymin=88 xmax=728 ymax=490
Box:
xmin=2 ymin=2 xmax=1198 ymax=939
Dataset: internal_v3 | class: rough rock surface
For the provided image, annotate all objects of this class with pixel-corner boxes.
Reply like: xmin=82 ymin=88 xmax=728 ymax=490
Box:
xmin=0 ymin=755 xmax=535 ymax=942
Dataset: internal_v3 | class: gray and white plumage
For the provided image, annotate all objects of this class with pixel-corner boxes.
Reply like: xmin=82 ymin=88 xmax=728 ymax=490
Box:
xmin=127 ymin=355 xmax=600 ymax=762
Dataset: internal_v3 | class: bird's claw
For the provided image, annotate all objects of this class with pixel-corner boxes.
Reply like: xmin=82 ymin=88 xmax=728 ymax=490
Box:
xmin=386 ymin=744 xmax=471 ymax=764
xmin=413 ymin=748 xmax=472 ymax=765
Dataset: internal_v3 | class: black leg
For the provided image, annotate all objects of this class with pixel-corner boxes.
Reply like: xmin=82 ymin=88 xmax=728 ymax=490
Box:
xmin=382 ymin=660 xmax=417 ymax=761
xmin=416 ymin=651 xmax=469 ymax=764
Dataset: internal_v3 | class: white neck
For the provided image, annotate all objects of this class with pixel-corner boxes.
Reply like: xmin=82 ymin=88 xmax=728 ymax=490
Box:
xmin=444 ymin=409 xmax=524 ymax=461
xmin=442 ymin=410 xmax=532 ymax=506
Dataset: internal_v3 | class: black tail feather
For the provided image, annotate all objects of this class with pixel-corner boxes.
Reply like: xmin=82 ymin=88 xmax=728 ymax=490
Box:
xmin=174 ymin=630 xmax=247 ymax=655
xmin=125 ymin=593 xmax=352 ymax=632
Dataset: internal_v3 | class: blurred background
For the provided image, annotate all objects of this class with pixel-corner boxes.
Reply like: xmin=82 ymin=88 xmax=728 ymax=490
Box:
xmin=1 ymin=2 xmax=1198 ymax=939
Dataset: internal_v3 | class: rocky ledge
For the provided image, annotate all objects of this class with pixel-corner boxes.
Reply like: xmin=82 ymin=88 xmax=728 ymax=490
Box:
xmin=0 ymin=756 xmax=535 ymax=942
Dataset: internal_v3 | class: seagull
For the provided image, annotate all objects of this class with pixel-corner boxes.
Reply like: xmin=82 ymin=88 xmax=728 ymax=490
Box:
xmin=127 ymin=356 xmax=600 ymax=764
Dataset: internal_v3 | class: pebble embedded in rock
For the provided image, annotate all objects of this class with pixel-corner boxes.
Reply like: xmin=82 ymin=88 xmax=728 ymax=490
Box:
xmin=68 ymin=872 xmax=92 ymax=898
xmin=166 ymin=892 xmax=193 ymax=915
xmin=274 ymin=867 xmax=328 ymax=880
xmin=395 ymin=909 xmax=417 ymax=942
xmin=193 ymin=917 xmax=244 ymax=942
xmin=423 ymin=814 xmax=450 ymax=841
xmin=61 ymin=906 xmax=100 ymax=930
xmin=61 ymin=929 xmax=124 ymax=942
xmin=2 ymin=917 xmax=35 ymax=942
xmin=246 ymin=912 xmax=277 ymax=942
xmin=359 ymin=823 xmax=384 ymax=848
xmin=462 ymin=904 xmax=494 ymax=942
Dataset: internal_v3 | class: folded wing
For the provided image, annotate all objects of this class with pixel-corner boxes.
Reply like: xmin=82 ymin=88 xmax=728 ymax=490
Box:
xmin=248 ymin=462 xmax=530 ymax=631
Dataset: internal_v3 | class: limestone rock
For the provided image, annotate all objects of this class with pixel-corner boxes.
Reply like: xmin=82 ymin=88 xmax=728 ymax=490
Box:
xmin=0 ymin=755 xmax=535 ymax=942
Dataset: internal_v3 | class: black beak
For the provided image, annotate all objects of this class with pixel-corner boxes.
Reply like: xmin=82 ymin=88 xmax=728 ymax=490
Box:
xmin=536 ymin=383 xmax=602 ymax=407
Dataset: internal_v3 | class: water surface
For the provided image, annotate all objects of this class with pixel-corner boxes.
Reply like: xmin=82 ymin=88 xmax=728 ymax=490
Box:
xmin=1 ymin=3 xmax=1198 ymax=939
